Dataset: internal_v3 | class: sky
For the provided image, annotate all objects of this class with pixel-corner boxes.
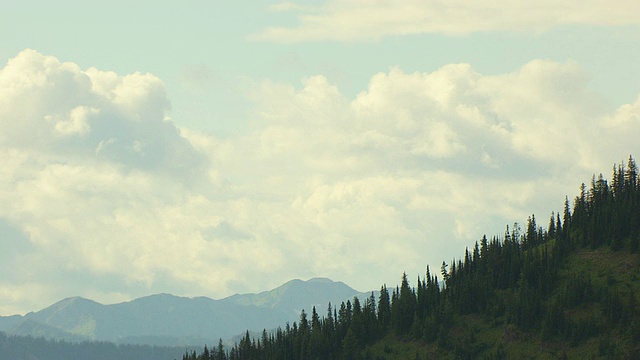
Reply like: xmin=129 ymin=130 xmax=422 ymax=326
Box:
xmin=0 ymin=0 xmax=639 ymax=315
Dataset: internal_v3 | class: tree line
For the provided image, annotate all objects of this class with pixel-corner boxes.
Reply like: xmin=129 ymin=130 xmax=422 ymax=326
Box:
xmin=0 ymin=331 xmax=187 ymax=360
xmin=186 ymin=156 xmax=640 ymax=359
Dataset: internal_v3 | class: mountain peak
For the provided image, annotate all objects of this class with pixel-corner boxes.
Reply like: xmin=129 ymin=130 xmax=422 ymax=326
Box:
xmin=307 ymin=277 xmax=339 ymax=284
xmin=48 ymin=296 xmax=100 ymax=310
xmin=0 ymin=277 xmax=370 ymax=347
xmin=282 ymin=277 xmax=347 ymax=287
xmin=137 ymin=293 xmax=185 ymax=301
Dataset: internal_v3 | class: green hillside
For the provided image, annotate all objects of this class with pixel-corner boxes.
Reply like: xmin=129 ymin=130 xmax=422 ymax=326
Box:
xmin=360 ymin=246 xmax=640 ymax=359
xmin=186 ymin=157 xmax=640 ymax=360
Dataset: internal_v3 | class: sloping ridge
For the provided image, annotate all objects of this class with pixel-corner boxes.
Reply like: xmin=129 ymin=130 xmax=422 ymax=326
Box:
xmin=10 ymin=318 xmax=90 ymax=343
xmin=25 ymin=296 xmax=103 ymax=339
xmin=224 ymin=277 xmax=364 ymax=315
xmin=0 ymin=278 xmax=368 ymax=346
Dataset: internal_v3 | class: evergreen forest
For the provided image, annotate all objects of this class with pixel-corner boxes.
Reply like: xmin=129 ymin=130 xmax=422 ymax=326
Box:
xmin=185 ymin=156 xmax=640 ymax=359
xmin=0 ymin=331 xmax=188 ymax=360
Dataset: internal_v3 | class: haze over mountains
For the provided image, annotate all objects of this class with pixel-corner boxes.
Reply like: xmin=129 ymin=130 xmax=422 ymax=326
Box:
xmin=0 ymin=278 xmax=369 ymax=347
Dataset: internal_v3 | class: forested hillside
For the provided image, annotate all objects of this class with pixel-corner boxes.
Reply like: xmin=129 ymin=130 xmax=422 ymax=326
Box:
xmin=0 ymin=332 xmax=187 ymax=360
xmin=186 ymin=156 xmax=640 ymax=359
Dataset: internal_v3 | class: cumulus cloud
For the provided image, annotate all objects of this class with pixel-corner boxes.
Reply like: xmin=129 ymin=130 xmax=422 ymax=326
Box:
xmin=0 ymin=50 xmax=208 ymax=312
xmin=1 ymin=49 xmax=639 ymax=314
xmin=0 ymin=49 xmax=202 ymax=174
xmin=607 ymin=95 xmax=640 ymax=127
xmin=251 ymin=0 xmax=640 ymax=42
xmin=207 ymin=58 xmax=636 ymax=288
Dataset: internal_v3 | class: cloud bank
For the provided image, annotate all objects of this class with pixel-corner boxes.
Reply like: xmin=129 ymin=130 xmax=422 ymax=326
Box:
xmin=252 ymin=0 xmax=640 ymax=42
xmin=1 ymin=50 xmax=639 ymax=314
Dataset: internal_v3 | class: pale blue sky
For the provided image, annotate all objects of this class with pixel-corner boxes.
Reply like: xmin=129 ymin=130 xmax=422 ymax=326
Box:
xmin=3 ymin=2 xmax=638 ymax=135
xmin=0 ymin=1 xmax=639 ymax=314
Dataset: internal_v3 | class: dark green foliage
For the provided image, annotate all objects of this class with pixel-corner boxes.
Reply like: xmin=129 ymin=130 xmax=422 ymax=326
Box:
xmin=187 ymin=157 xmax=640 ymax=359
xmin=377 ymin=285 xmax=391 ymax=330
xmin=392 ymin=273 xmax=416 ymax=336
xmin=0 ymin=331 xmax=187 ymax=360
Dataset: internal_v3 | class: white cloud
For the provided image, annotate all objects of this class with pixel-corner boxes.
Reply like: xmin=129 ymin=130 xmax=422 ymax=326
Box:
xmin=46 ymin=106 xmax=97 ymax=136
xmin=607 ymin=94 xmax=640 ymax=127
xmin=0 ymin=49 xmax=202 ymax=174
xmin=210 ymin=58 xmax=637 ymax=288
xmin=1 ymin=49 xmax=639 ymax=315
xmin=252 ymin=0 xmax=640 ymax=42
xmin=0 ymin=282 xmax=53 ymax=315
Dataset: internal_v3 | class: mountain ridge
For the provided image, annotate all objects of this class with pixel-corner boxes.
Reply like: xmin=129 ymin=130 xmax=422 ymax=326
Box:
xmin=0 ymin=277 xmax=371 ymax=347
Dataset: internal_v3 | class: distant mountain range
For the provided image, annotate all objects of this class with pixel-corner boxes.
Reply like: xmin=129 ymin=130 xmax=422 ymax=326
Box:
xmin=0 ymin=278 xmax=370 ymax=347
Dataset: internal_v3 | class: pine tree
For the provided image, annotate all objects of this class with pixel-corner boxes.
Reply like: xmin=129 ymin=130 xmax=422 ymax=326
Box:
xmin=377 ymin=285 xmax=391 ymax=329
xmin=548 ymin=212 xmax=556 ymax=239
xmin=441 ymin=261 xmax=449 ymax=286
xmin=626 ymin=155 xmax=638 ymax=191
xmin=216 ymin=338 xmax=225 ymax=360
xmin=394 ymin=273 xmax=416 ymax=335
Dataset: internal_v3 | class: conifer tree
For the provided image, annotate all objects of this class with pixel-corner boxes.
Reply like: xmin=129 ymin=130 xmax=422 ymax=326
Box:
xmin=377 ymin=285 xmax=391 ymax=329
